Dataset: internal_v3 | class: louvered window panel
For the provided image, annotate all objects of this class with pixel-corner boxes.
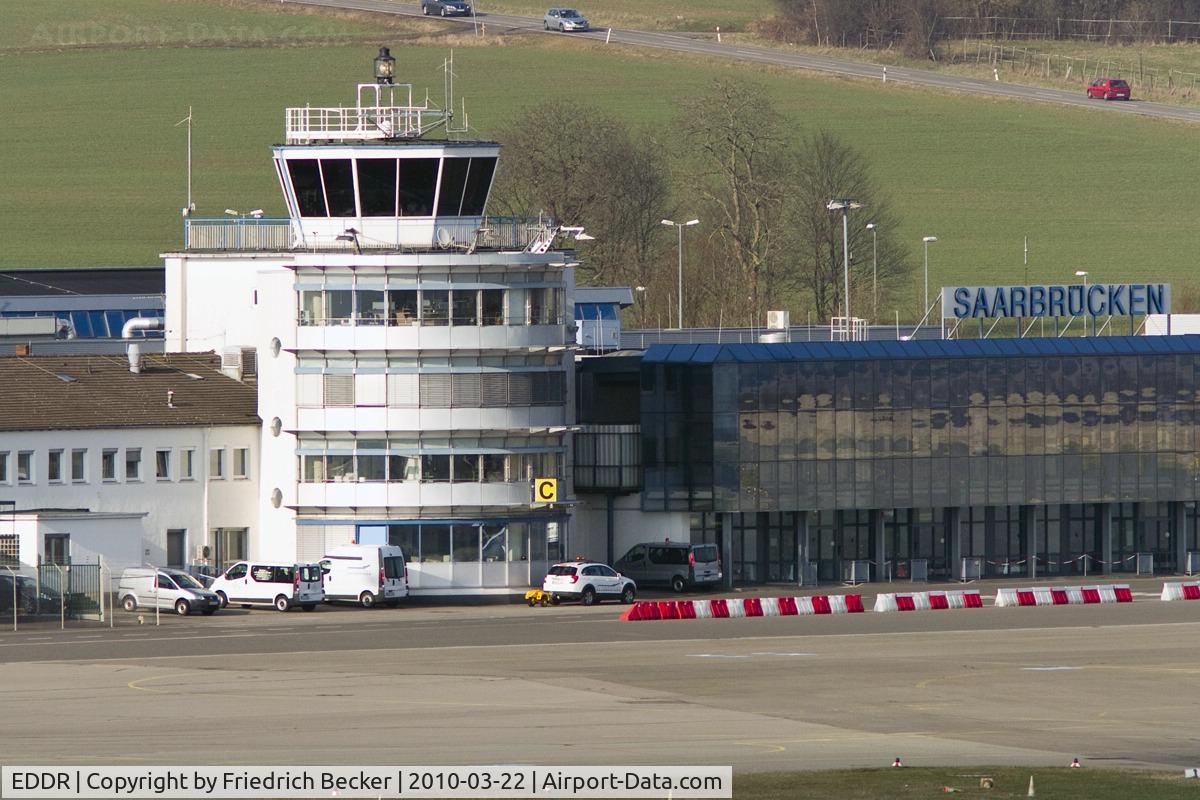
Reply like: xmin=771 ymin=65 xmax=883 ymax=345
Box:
xmin=480 ymin=374 xmax=509 ymax=407
xmin=419 ymin=374 xmax=452 ymax=408
xmin=509 ymin=373 xmax=532 ymax=406
xmin=387 ymin=374 xmax=418 ymax=407
xmin=451 ymin=373 xmax=481 ymax=407
xmin=323 ymin=374 xmax=354 ymax=407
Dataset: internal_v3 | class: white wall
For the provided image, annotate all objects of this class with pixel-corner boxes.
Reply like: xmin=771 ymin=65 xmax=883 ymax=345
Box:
xmin=0 ymin=425 xmax=259 ymax=567
xmin=1144 ymin=314 xmax=1200 ymax=335
xmin=164 ymin=255 xmax=289 ymax=353
xmin=574 ymin=492 xmax=690 ymax=564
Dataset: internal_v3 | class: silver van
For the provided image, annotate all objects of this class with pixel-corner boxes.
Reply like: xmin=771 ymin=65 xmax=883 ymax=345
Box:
xmin=614 ymin=542 xmax=722 ymax=592
xmin=117 ymin=567 xmax=222 ymax=616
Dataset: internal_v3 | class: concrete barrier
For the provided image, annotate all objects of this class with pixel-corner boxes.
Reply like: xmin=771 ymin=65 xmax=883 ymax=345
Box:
xmin=619 ymin=594 xmax=865 ymax=622
xmin=873 ymin=590 xmax=984 ymax=613
xmin=1161 ymin=581 xmax=1200 ymax=601
xmin=994 ymin=584 xmax=1132 ymax=608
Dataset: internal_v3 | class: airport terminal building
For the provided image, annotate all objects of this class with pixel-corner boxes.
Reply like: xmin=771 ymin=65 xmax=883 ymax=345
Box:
xmin=631 ymin=335 xmax=1200 ymax=584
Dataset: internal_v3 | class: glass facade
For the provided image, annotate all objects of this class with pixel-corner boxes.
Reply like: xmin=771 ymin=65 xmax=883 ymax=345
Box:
xmin=643 ymin=340 xmax=1200 ymax=513
xmin=641 ymin=337 xmax=1200 ymax=582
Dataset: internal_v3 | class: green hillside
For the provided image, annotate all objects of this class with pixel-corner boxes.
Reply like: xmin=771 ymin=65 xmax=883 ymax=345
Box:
xmin=2 ymin=0 xmax=1197 ymax=319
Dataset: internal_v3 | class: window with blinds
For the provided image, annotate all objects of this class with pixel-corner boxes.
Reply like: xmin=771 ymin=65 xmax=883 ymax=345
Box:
xmin=480 ymin=373 xmax=509 ymax=407
xmin=452 ymin=373 xmax=481 ymax=406
xmin=419 ymin=374 xmax=452 ymax=407
xmin=323 ymin=374 xmax=355 ymax=406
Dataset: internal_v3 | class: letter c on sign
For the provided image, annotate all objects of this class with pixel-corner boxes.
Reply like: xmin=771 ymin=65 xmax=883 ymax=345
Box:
xmin=535 ymin=478 xmax=557 ymax=503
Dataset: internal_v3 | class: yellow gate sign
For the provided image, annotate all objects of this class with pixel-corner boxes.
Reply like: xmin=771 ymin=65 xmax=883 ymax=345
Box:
xmin=534 ymin=478 xmax=558 ymax=503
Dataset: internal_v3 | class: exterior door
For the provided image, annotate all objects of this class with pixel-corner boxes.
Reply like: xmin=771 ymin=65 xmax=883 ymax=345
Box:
xmin=167 ymin=529 xmax=186 ymax=568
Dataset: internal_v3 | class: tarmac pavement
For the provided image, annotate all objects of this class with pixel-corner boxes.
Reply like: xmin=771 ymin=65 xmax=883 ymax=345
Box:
xmin=1 ymin=576 xmax=1198 ymax=772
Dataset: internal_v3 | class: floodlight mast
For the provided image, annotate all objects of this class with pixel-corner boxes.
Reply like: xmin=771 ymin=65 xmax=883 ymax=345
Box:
xmin=827 ymin=199 xmax=863 ymax=320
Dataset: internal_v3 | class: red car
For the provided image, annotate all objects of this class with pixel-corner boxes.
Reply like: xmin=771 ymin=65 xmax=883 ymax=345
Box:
xmin=1087 ymin=78 xmax=1131 ymax=101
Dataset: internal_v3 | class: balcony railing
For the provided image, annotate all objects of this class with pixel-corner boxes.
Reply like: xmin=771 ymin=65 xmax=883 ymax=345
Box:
xmin=183 ymin=216 xmax=557 ymax=252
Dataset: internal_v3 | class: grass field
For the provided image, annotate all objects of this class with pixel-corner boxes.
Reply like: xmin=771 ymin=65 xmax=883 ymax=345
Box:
xmin=3 ymin=0 xmax=1199 ymax=319
xmin=736 ymin=768 xmax=1199 ymax=799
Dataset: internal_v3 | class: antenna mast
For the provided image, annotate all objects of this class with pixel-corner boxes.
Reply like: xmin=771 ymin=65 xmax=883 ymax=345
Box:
xmin=442 ymin=52 xmax=469 ymax=137
xmin=175 ymin=107 xmax=195 ymax=216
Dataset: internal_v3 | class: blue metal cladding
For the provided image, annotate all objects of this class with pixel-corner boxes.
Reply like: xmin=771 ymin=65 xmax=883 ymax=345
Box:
xmin=643 ymin=334 xmax=1200 ymax=365
xmin=641 ymin=336 xmax=1200 ymax=514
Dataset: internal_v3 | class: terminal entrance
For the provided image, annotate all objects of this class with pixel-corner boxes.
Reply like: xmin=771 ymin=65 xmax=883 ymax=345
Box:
xmin=690 ymin=500 xmax=1197 ymax=585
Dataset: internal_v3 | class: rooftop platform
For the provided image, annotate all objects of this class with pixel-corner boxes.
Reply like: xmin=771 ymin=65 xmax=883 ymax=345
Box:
xmin=182 ymin=216 xmax=559 ymax=253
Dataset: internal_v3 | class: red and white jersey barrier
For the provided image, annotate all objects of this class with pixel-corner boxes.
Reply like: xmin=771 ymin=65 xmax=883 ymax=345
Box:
xmin=994 ymin=584 xmax=1132 ymax=608
xmin=619 ymin=594 xmax=864 ymax=622
xmin=1161 ymin=581 xmax=1200 ymax=601
xmin=873 ymin=589 xmax=984 ymax=612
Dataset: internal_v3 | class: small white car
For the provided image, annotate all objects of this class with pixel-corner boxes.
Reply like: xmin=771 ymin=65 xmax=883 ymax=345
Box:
xmin=542 ymin=561 xmax=635 ymax=606
xmin=117 ymin=567 xmax=221 ymax=616
xmin=544 ymin=7 xmax=589 ymax=31
xmin=209 ymin=561 xmax=324 ymax=612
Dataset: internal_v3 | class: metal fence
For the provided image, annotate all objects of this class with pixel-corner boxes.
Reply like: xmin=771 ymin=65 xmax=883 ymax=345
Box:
xmin=957 ymin=40 xmax=1200 ymax=96
xmin=37 ymin=559 xmax=103 ymax=621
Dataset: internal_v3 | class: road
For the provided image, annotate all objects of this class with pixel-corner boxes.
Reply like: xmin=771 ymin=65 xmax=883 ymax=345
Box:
xmin=3 ymin=596 xmax=1199 ymax=771
xmin=289 ymin=0 xmax=1200 ymax=125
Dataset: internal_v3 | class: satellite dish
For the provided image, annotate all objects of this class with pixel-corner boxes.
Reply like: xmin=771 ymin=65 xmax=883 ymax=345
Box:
xmin=436 ymin=227 xmax=453 ymax=248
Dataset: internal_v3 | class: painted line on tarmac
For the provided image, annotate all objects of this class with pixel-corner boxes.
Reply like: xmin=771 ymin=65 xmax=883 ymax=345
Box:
xmin=1024 ymin=666 xmax=1082 ymax=671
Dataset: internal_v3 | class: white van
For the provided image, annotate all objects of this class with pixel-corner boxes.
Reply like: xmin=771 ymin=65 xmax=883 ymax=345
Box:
xmin=209 ymin=562 xmax=324 ymax=612
xmin=320 ymin=544 xmax=409 ymax=607
xmin=117 ymin=567 xmax=222 ymax=616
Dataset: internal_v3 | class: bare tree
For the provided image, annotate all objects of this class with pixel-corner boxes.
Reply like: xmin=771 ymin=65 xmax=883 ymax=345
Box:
xmin=489 ymin=103 xmax=672 ymax=294
xmin=678 ymin=79 xmax=790 ymax=327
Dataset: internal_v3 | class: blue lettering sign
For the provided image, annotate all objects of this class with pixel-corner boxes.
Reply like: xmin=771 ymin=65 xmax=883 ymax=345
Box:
xmin=1148 ymin=284 xmax=1166 ymax=314
xmin=941 ymin=283 xmax=1170 ymax=319
xmin=1130 ymin=284 xmax=1146 ymax=314
xmin=992 ymin=287 xmax=1009 ymax=317
xmin=1048 ymin=285 xmax=1066 ymax=317
xmin=1010 ymin=286 xmax=1028 ymax=317
xmin=953 ymin=287 xmax=971 ymax=319
xmin=1108 ymin=284 xmax=1127 ymax=315
xmin=972 ymin=288 xmax=990 ymax=318
xmin=1067 ymin=285 xmax=1085 ymax=316
xmin=1029 ymin=285 xmax=1046 ymax=317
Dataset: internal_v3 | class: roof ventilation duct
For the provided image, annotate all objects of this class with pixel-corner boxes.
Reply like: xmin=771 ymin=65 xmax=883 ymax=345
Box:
xmin=123 ymin=317 xmax=164 ymax=373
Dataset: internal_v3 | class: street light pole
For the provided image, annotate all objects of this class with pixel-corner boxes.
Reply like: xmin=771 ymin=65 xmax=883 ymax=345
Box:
xmin=662 ymin=218 xmax=699 ymax=329
xmin=922 ymin=236 xmax=938 ymax=317
xmin=827 ymin=199 xmax=863 ymax=321
xmin=867 ymin=223 xmax=877 ymax=322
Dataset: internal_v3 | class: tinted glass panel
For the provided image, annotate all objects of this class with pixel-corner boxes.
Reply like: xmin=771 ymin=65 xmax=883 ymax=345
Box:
xmin=436 ymin=158 xmax=470 ymax=216
xmin=321 ymin=159 xmax=356 ymax=217
xmin=357 ymin=159 xmax=397 ymax=216
xmin=461 ymin=157 xmax=496 ymax=215
xmin=288 ymin=159 xmax=326 ymax=217
xmin=399 ymin=158 xmax=439 ymax=216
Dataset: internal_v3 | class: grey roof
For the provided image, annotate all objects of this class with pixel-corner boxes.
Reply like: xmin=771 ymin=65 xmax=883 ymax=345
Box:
xmin=0 ymin=268 xmax=164 ymax=297
xmin=0 ymin=353 xmax=259 ymax=432
xmin=576 ymin=287 xmax=635 ymax=307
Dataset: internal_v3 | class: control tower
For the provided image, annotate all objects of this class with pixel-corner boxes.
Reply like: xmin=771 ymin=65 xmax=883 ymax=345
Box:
xmin=163 ymin=51 xmax=578 ymax=595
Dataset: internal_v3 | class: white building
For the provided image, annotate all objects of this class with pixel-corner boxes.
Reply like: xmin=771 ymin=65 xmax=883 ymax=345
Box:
xmin=0 ymin=352 xmax=259 ymax=575
xmin=161 ymin=56 xmax=577 ymax=594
